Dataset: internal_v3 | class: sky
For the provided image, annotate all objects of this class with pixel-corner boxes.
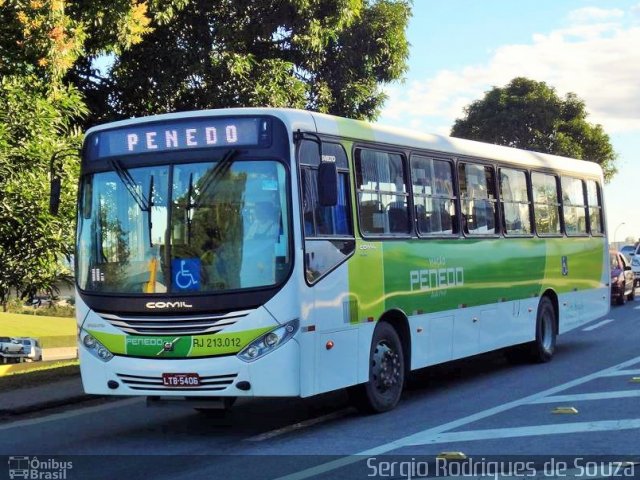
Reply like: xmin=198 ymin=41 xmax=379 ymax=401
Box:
xmin=376 ymin=0 xmax=640 ymax=245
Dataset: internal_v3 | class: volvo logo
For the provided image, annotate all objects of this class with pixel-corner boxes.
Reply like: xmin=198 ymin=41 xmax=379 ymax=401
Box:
xmin=145 ymin=301 xmax=193 ymax=309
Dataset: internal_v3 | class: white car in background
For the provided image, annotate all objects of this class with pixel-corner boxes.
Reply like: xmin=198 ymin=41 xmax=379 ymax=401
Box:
xmin=0 ymin=337 xmax=23 ymax=354
xmin=16 ymin=337 xmax=43 ymax=362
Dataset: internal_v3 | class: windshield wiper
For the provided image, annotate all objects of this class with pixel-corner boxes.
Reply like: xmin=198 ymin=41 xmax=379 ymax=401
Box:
xmin=186 ymin=172 xmax=194 ymax=244
xmin=181 ymin=150 xmax=242 ymax=245
xmin=184 ymin=149 xmax=242 ymax=244
xmin=108 ymin=159 xmax=156 ymax=247
xmin=108 ymin=158 xmax=151 ymax=212
xmin=191 ymin=149 xmax=243 ymax=210
xmin=147 ymin=174 xmax=154 ymax=247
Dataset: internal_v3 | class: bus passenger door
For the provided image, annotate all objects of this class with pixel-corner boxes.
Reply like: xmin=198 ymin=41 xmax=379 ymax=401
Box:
xmin=298 ymin=140 xmax=358 ymax=394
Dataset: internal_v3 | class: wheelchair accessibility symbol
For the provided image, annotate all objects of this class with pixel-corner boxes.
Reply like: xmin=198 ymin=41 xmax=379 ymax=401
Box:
xmin=172 ymin=259 xmax=200 ymax=291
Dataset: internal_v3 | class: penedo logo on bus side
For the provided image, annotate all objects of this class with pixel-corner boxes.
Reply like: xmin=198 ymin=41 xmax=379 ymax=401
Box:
xmin=409 ymin=266 xmax=464 ymax=291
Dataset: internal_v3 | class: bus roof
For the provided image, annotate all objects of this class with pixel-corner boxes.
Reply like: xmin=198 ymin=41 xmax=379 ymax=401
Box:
xmin=85 ymin=107 xmax=603 ymax=178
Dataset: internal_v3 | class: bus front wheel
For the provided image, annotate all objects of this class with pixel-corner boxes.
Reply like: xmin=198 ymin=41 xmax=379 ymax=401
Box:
xmin=349 ymin=322 xmax=405 ymax=414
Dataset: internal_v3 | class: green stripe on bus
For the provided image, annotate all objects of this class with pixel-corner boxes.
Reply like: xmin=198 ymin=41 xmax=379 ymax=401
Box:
xmin=87 ymin=327 xmax=271 ymax=358
xmin=346 ymin=237 xmax=604 ymax=318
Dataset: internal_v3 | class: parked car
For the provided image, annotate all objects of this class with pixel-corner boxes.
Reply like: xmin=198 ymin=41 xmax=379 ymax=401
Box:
xmin=16 ymin=337 xmax=43 ymax=362
xmin=0 ymin=336 xmax=24 ymax=354
xmin=610 ymin=250 xmax=635 ymax=305
xmin=631 ymin=245 xmax=640 ymax=287
xmin=28 ymin=295 xmax=54 ymax=308
xmin=620 ymin=244 xmax=636 ymax=261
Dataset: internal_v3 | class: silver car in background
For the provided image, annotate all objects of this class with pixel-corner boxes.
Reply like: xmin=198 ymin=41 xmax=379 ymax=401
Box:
xmin=16 ymin=337 xmax=43 ymax=362
xmin=631 ymin=245 xmax=640 ymax=287
xmin=620 ymin=244 xmax=635 ymax=262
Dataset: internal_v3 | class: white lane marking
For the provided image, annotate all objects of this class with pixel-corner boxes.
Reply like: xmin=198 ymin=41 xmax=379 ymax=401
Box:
xmin=528 ymin=390 xmax=640 ymax=404
xmin=0 ymin=398 xmax=142 ymax=432
xmin=410 ymin=419 xmax=640 ymax=445
xmin=633 ymin=305 xmax=640 ymax=310
xmin=274 ymin=354 xmax=640 ymax=480
xmin=603 ymin=369 xmax=640 ymax=377
xmin=245 ymin=409 xmax=352 ymax=442
xmin=582 ymin=319 xmax=614 ymax=331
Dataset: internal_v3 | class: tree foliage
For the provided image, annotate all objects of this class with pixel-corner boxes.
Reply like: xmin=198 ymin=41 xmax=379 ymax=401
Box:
xmin=71 ymin=0 xmax=411 ymax=126
xmin=0 ymin=0 xmax=153 ymax=306
xmin=0 ymin=76 xmax=86 ymax=308
xmin=0 ymin=0 xmax=410 ymax=303
xmin=451 ymin=77 xmax=617 ymax=181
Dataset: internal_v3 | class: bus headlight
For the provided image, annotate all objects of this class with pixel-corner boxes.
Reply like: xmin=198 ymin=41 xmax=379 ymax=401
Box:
xmin=237 ymin=319 xmax=299 ymax=362
xmin=80 ymin=330 xmax=113 ymax=362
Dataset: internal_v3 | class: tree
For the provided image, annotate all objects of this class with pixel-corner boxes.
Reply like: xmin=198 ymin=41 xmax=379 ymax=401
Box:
xmin=71 ymin=0 xmax=411 ymax=126
xmin=0 ymin=0 xmax=156 ymax=307
xmin=0 ymin=76 xmax=86 ymax=309
xmin=451 ymin=77 xmax=617 ymax=181
xmin=0 ymin=0 xmax=410 ymax=304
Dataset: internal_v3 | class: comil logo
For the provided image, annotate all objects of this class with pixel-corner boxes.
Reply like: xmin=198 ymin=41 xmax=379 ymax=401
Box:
xmin=8 ymin=456 xmax=73 ymax=479
xmin=145 ymin=301 xmax=193 ymax=309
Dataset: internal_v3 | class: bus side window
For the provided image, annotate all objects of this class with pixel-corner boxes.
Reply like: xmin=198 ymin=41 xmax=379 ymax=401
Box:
xmin=586 ymin=179 xmax=604 ymax=235
xmin=410 ymin=155 xmax=457 ymax=235
xmin=561 ymin=176 xmax=587 ymax=235
xmin=299 ymin=141 xmax=352 ymax=238
xmin=499 ymin=168 xmax=532 ymax=235
xmin=531 ymin=172 xmax=561 ymax=235
xmin=298 ymin=140 xmax=354 ymax=283
xmin=458 ymin=162 xmax=498 ymax=235
xmin=355 ymin=148 xmax=410 ymax=236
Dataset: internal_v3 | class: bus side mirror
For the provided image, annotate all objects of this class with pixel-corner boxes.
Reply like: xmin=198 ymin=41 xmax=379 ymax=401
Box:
xmin=318 ymin=160 xmax=338 ymax=207
xmin=49 ymin=177 xmax=61 ymax=216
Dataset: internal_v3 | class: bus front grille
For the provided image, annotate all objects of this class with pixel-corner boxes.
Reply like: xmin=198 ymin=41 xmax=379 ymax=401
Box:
xmin=117 ymin=373 xmax=238 ymax=391
xmin=96 ymin=310 xmax=252 ymax=335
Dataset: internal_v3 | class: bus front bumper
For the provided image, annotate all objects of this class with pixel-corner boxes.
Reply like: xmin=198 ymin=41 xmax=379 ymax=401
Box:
xmin=79 ymin=338 xmax=301 ymax=397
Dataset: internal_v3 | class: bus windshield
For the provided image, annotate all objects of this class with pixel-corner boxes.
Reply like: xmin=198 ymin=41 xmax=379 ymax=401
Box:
xmin=76 ymin=159 xmax=291 ymax=294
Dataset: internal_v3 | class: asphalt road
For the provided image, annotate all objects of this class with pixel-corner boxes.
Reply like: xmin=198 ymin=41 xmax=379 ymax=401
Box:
xmin=2 ymin=299 xmax=640 ymax=480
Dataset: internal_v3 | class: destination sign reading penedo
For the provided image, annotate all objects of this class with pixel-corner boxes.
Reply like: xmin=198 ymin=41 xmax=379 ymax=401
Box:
xmin=94 ymin=117 xmax=264 ymax=158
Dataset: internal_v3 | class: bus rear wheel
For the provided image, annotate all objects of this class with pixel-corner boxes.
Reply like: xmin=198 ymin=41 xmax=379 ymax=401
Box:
xmin=528 ymin=296 xmax=557 ymax=363
xmin=349 ymin=322 xmax=404 ymax=414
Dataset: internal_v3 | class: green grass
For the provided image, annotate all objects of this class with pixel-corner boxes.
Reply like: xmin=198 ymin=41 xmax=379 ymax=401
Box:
xmin=0 ymin=312 xmax=77 ymax=348
xmin=0 ymin=312 xmax=76 ymax=336
xmin=38 ymin=335 xmax=77 ymax=348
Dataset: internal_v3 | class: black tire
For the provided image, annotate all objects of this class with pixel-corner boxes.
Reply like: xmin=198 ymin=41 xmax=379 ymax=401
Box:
xmin=628 ymin=285 xmax=635 ymax=302
xmin=528 ymin=296 xmax=557 ymax=363
xmin=617 ymin=288 xmax=626 ymax=306
xmin=349 ymin=322 xmax=404 ymax=414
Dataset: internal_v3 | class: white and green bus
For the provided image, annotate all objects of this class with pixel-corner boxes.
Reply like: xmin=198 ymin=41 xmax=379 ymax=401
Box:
xmin=75 ymin=108 xmax=609 ymax=413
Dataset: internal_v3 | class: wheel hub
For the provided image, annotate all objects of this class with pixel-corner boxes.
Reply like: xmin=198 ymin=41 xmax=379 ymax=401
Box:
xmin=372 ymin=342 xmax=401 ymax=391
xmin=541 ymin=310 xmax=554 ymax=352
